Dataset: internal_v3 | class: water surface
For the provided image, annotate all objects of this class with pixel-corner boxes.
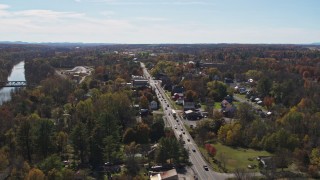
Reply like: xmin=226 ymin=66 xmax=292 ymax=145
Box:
xmin=0 ymin=61 xmax=26 ymax=105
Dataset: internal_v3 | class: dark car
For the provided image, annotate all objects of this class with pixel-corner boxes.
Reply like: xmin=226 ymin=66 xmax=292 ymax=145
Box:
xmin=203 ymin=165 xmax=209 ymax=171
xmin=195 ymin=103 xmax=201 ymax=108
xmin=192 ymin=149 xmax=196 ymax=152
xmin=250 ymin=96 xmax=256 ymax=102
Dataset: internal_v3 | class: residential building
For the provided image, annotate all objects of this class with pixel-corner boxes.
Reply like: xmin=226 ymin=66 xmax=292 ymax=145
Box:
xmin=171 ymin=85 xmax=185 ymax=96
xmin=150 ymin=101 xmax=158 ymax=110
xmin=150 ymin=169 xmax=178 ymax=180
xmin=183 ymin=101 xmax=195 ymax=111
xmin=131 ymin=75 xmax=149 ymax=88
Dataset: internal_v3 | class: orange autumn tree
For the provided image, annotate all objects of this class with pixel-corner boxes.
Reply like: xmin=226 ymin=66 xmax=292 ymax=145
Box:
xmin=263 ymin=96 xmax=274 ymax=110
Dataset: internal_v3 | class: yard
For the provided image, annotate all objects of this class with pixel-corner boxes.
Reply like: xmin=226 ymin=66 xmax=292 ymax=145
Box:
xmin=200 ymin=143 xmax=272 ymax=172
xmin=164 ymin=91 xmax=183 ymax=110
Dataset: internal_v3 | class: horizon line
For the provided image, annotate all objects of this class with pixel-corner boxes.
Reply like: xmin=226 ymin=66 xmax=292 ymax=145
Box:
xmin=0 ymin=41 xmax=319 ymax=45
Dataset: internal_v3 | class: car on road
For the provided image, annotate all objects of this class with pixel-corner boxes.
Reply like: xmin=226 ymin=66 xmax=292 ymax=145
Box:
xmin=266 ymin=111 xmax=272 ymax=116
xmin=183 ymin=132 xmax=185 ymax=134
xmin=192 ymin=149 xmax=196 ymax=152
xmin=203 ymin=165 xmax=209 ymax=171
xmin=187 ymin=138 xmax=190 ymax=142
xmin=257 ymin=100 xmax=263 ymax=105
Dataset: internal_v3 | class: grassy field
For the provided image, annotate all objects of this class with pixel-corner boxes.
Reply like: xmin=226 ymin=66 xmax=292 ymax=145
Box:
xmin=214 ymin=102 xmax=221 ymax=109
xmin=200 ymin=143 xmax=272 ymax=172
xmin=236 ymin=93 xmax=247 ymax=99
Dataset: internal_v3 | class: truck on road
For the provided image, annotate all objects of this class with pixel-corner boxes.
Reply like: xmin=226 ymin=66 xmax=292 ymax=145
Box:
xmin=172 ymin=109 xmax=177 ymax=118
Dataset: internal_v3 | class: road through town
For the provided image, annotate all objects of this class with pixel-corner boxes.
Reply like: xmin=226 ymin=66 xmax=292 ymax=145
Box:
xmin=141 ymin=63 xmax=233 ymax=180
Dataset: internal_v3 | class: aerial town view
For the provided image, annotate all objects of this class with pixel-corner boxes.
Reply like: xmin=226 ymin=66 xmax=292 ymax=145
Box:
xmin=0 ymin=0 xmax=319 ymax=180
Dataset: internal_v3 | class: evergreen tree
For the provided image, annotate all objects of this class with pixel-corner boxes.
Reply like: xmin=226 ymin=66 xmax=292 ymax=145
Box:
xmin=71 ymin=122 xmax=89 ymax=164
xmin=33 ymin=119 xmax=55 ymax=159
xmin=17 ymin=119 xmax=33 ymax=162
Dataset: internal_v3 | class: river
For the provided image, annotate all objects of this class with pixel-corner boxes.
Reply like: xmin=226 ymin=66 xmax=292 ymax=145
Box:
xmin=0 ymin=61 xmax=26 ymax=105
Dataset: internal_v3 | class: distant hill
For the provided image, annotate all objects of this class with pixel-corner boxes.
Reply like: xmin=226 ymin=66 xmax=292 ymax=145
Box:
xmin=0 ymin=41 xmax=28 ymax=44
xmin=0 ymin=41 xmax=117 ymax=46
xmin=311 ymin=42 xmax=320 ymax=45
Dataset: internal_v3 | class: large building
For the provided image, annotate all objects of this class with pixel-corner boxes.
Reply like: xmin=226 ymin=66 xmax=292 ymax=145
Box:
xmin=131 ymin=75 xmax=149 ymax=88
xmin=150 ymin=169 xmax=178 ymax=180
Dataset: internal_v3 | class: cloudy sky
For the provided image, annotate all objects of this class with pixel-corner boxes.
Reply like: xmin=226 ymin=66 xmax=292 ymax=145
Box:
xmin=0 ymin=0 xmax=319 ymax=43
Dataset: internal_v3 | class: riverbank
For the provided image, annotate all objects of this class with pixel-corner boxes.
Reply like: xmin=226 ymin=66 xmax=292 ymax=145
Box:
xmin=0 ymin=61 xmax=25 ymax=105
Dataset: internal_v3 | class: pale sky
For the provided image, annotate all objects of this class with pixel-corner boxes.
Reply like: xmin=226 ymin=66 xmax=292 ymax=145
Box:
xmin=0 ymin=0 xmax=319 ymax=44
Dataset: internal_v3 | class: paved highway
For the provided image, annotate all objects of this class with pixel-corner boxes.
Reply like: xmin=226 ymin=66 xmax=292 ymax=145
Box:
xmin=141 ymin=63 xmax=233 ymax=180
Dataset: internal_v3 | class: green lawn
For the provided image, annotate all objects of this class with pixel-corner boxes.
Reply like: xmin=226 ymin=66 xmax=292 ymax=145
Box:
xmin=236 ymin=94 xmax=247 ymax=100
xmin=201 ymin=103 xmax=207 ymax=110
xmin=164 ymin=91 xmax=183 ymax=110
xmin=213 ymin=102 xmax=221 ymax=109
xmin=233 ymin=101 xmax=241 ymax=106
xmin=201 ymin=143 xmax=272 ymax=172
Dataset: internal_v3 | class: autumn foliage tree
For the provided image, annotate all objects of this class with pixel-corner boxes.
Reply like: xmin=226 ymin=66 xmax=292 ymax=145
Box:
xmin=205 ymin=144 xmax=217 ymax=157
xmin=263 ymin=96 xmax=274 ymax=110
xmin=1 ymin=43 xmax=320 ymax=178
xmin=26 ymin=168 xmax=45 ymax=180
xmin=0 ymin=149 xmax=9 ymax=171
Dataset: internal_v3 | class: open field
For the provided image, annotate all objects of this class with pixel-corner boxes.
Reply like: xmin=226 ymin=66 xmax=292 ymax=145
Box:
xmin=200 ymin=143 xmax=272 ymax=172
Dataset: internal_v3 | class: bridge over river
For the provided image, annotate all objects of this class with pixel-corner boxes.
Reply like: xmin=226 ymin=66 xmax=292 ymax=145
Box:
xmin=0 ymin=81 xmax=27 ymax=88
